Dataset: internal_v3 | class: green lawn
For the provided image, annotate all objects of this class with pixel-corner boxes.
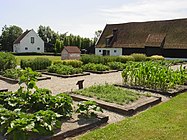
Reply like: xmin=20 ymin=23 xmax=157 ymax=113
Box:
xmin=78 ymin=92 xmax=187 ymax=140
xmin=15 ymin=55 xmax=61 ymax=65
xmin=74 ymin=84 xmax=141 ymax=105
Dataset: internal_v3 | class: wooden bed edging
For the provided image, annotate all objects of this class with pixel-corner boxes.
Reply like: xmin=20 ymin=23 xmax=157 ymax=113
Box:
xmin=0 ymin=88 xmax=8 ymax=92
xmin=69 ymin=93 xmax=162 ymax=116
xmin=42 ymin=72 xmax=90 ymax=78
xmin=85 ymin=70 xmax=118 ymax=74
xmin=114 ymin=84 xmax=187 ymax=97
xmin=0 ymin=75 xmax=51 ymax=84
xmin=40 ymin=115 xmax=108 ymax=140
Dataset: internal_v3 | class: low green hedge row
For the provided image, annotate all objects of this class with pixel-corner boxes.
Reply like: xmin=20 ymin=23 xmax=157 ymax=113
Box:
xmin=20 ymin=57 xmax=52 ymax=70
xmin=0 ymin=52 xmax=16 ymax=71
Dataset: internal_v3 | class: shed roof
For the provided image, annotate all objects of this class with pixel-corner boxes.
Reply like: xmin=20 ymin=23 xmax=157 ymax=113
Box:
xmin=64 ymin=46 xmax=81 ymax=53
xmin=14 ymin=30 xmax=31 ymax=44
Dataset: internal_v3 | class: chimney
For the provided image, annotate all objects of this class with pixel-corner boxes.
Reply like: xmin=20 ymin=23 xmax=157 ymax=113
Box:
xmin=112 ymin=28 xmax=118 ymax=41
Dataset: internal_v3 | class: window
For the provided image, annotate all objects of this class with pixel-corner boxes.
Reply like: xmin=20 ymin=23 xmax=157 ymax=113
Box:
xmin=114 ymin=50 xmax=117 ymax=53
xmin=31 ymin=37 xmax=34 ymax=44
xmin=37 ymin=47 xmax=40 ymax=50
xmin=99 ymin=50 xmax=101 ymax=52
xmin=106 ymin=38 xmax=110 ymax=47
xmin=25 ymin=47 xmax=28 ymax=50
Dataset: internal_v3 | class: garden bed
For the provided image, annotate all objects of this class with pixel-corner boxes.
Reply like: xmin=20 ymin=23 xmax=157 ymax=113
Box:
xmin=85 ymin=70 xmax=118 ymax=74
xmin=40 ymin=114 xmax=108 ymax=140
xmin=69 ymin=84 xmax=161 ymax=115
xmin=42 ymin=72 xmax=90 ymax=78
xmin=69 ymin=93 xmax=161 ymax=116
xmin=0 ymin=75 xmax=51 ymax=84
xmin=115 ymin=84 xmax=187 ymax=97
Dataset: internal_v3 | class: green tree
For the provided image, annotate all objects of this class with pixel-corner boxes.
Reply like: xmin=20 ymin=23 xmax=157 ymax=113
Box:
xmin=94 ymin=30 xmax=102 ymax=45
xmin=54 ymin=39 xmax=63 ymax=54
xmin=0 ymin=25 xmax=23 ymax=51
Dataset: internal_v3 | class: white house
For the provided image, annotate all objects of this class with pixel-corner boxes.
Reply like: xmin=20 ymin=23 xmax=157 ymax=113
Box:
xmin=61 ymin=46 xmax=81 ymax=60
xmin=13 ymin=29 xmax=44 ymax=53
xmin=95 ymin=29 xmax=122 ymax=56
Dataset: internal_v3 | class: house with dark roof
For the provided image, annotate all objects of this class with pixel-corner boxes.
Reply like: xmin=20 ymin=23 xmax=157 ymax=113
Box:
xmin=13 ymin=29 xmax=44 ymax=53
xmin=61 ymin=46 xmax=81 ymax=60
xmin=96 ymin=18 xmax=187 ymax=58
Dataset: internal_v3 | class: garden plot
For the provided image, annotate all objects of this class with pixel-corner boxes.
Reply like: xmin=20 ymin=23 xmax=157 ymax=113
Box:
xmin=0 ymin=68 xmax=51 ymax=84
xmin=70 ymin=84 xmax=161 ymax=115
xmin=119 ymin=61 xmax=187 ymax=97
xmin=0 ymin=68 xmax=108 ymax=140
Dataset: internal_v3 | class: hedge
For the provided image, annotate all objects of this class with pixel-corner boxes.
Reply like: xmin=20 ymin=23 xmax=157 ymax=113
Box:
xmin=0 ymin=52 xmax=16 ymax=71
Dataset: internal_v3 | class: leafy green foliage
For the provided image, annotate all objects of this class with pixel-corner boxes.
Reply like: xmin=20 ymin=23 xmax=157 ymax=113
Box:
xmin=75 ymin=84 xmax=140 ymax=105
xmin=130 ymin=53 xmax=147 ymax=61
xmin=3 ymin=68 xmax=21 ymax=79
xmin=122 ymin=61 xmax=187 ymax=91
xmin=76 ymin=101 xmax=103 ymax=118
xmin=0 ymin=52 xmax=16 ymax=71
xmin=54 ymin=60 xmax=83 ymax=68
xmin=82 ymin=63 xmax=110 ymax=71
xmin=0 ymin=25 xmax=23 ymax=52
xmin=48 ymin=64 xmax=83 ymax=75
xmin=107 ymin=62 xmax=127 ymax=70
xmin=20 ymin=57 xmax=52 ymax=70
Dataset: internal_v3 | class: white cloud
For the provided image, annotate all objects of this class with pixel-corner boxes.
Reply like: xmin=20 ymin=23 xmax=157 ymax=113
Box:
xmin=100 ymin=0 xmax=187 ymax=23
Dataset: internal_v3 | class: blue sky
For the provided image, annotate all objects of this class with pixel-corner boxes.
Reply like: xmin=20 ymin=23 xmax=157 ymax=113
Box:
xmin=1 ymin=0 xmax=187 ymax=38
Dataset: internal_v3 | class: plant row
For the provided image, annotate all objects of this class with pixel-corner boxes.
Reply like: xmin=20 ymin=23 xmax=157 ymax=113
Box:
xmin=122 ymin=61 xmax=187 ymax=91
xmin=0 ymin=68 xmax=102 ymax=140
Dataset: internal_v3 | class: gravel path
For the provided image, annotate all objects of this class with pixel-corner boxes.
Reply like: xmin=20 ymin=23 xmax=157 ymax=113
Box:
xmin=0 ymin=71 xmax=123 ymax=94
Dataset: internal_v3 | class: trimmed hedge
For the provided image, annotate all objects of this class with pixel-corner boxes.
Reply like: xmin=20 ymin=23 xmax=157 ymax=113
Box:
xmin=82 ymin=63 xmax=110 ymax=71
xmin=130 ymin=53 xmax=147 ymax=61
xmin=53 ymin=60 xmax=83 ymax=68
xmin=0 ymin=52 xmax=16 ymax=71
xmin=48 ymin=64 xmax=83 ymax=75
xmin=107 ymin=62 xmax=127 ymax=70
xmin=20 ymin=57 xmax=52 ymax=70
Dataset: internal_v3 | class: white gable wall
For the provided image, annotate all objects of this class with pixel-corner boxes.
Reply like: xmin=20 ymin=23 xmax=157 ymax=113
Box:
xmin=95 ymin=48 xmax=122 ymax=56
xmin=13 ymin=30 xmax=44 ymax=53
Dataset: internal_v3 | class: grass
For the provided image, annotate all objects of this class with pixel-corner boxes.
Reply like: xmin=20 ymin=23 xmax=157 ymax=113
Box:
xmin=74 ymin=84 xmax=141 ymax=105
xmin=78 ymin=92 xmax=187 ymax=140
xmin=15 ymin=55 xmax=61 ymax=65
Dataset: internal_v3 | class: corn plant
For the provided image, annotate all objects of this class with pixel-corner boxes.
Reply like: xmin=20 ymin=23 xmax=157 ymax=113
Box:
xmin=122 ymin=61 xmax=187 ymax=91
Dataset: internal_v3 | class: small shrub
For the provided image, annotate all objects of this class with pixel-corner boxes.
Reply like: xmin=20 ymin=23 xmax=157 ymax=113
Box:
xmin=116 ymin=55 xmax=135 ymax=63
xmin=21 ymin=57 xmax=52 ymax=70
xmin=3 ymin=69 xmax=21 ymax=79
xmin=107 ymin=62 xmax=126 ymax=70
xmin=130 ymin=53 xmax=147 ymax=61
xmin=82 ymin=63 xmax=110 ymax=71
xmin=149 ymin=55 xmax=165 ymax=60
xmin=48 ymin=64 xmax=83 ymax=75
xmin=0 ymin=52 xmax=16 ymax=71
xmin=54 ymin=60 xmax=83 ymax=68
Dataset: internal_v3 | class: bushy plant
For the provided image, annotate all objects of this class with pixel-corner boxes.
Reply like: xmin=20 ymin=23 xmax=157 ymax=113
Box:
xmin=82 ymin=63 xmax=110 ymax=71
xmin=130 ymin=53 xmax=147 ymax=61
xmin=48 ymin=64 xmax=83 ymax=75
xmin=107 ymin=62 xmax=127 ymax=70
xmin=54 ymin=60 xmax=83 ymax=68
xmin=20 ymin=57 xmax=52 ymax=70
xmin=116 ymin=55 xmax=135 ymax=63
xmin=0 ymin=52 xmax=16 ymax=71
xmin=148 ymin=55 xmax=165 ymax=60
xmin=3 ymin=69 xmax=21 ymax=79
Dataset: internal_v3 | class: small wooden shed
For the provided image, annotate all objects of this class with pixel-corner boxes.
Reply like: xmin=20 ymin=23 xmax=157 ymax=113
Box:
xmin=61 ymin=46 xmax=81 ymax=60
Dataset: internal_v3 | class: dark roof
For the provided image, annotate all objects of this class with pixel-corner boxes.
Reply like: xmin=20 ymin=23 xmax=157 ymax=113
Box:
xmin=145 ymin=33 xmax=166 ymax=47
xmin=14 ymin=30 xmax=31 ymax=44
xmin=96 ymin=18 xmax=187 ymax=49
xmin=64 ymin=46 xmax=81 ymax=53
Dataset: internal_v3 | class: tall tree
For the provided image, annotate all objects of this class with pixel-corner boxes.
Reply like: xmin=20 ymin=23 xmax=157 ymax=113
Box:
xmin=0 ymin=25 xmax=23 ymax=51
xmin=94 ymin=30 xmax=102 ymax=44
